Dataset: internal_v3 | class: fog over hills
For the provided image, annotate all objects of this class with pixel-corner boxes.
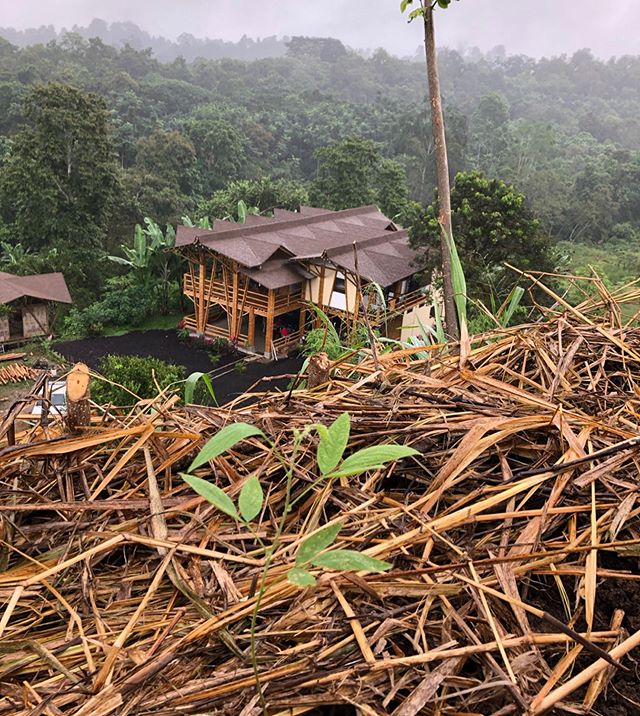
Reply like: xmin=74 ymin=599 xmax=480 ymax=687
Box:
xmin=0 ymin=0 xmax=638 ymax=60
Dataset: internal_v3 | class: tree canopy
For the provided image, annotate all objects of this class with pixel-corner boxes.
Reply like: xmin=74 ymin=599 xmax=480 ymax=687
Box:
xmin=0 ymin=82 xmax=121 ymax=301
xmin=411 ymin=171 xmax=558 ymax=304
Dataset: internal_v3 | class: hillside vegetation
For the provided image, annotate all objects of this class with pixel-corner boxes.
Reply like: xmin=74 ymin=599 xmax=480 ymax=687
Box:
xmin=0 ymin=28 xmax=638 ymax=305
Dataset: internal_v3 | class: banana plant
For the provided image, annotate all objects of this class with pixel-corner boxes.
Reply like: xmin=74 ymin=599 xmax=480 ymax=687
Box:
xmin=108 ymin=218 xmax=180 ymax=312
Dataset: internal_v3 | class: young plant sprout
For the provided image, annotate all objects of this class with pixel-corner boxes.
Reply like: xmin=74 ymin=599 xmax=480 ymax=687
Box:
xmin=181 ymin=412 xmax=418 ymax=702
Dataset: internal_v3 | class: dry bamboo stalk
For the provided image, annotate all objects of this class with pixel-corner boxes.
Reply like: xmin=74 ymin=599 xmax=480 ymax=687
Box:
xmin=531 ymin=627 xmax=640 ymax=714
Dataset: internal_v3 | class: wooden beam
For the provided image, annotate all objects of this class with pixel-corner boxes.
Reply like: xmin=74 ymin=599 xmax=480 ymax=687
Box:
xmin=352 ymin=274 xmax=360 ymax=327
xmin=265 ymin=289 xmax=275 ymax=357
xmin=316 ymin=264 xmax=326 ymax=328
xmin=298 ymin=307 xmax=306 ymax=339
xmin=197 ymin=254 xmax=206 ymax=333
xmin=221 ymin=265 xmax=232 ymax=338
xmin=187 ymin=261 xmax=197 ymax=323
xmin=230 ymin=267 xmax=239 ymax=339
xmin=202 ymin=258 xmax=216 ymax=330
xmin=247 ymin=307 xmax=256 ymax=348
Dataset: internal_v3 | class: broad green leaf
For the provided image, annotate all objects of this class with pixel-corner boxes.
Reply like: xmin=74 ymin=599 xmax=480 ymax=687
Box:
xmin=287 ymin=567 xmax=316 ymax=587
xmin=238 ymin=475 xmax=263 ymax=522
xmin=189 ymin=423 xmax=264 ymax=471
xmin=296 ymin=523 xmax=342 ymax=566
xmin=184 ymin=371 xmax=217 ymax=406
xmin=408 ymin=7 xmax=424 ymax=19
xmin=311 ymin=550 xmax=391 ymax=572
xmin=437 ymin=0 xmax=452 ymax=7
xmin=400 ymin=0 xmax=411 ymax=14
xmin=181 ymin=473 xmax=238 ymax=520
xmin=329 ymin=444 xmax=419 ymax=478
xmin=317 ymin=412 xmax=350 ymax=475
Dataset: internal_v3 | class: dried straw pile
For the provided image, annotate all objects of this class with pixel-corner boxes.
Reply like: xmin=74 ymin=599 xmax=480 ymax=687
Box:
xmin=1 ymin=280 xmax=640 ymax=715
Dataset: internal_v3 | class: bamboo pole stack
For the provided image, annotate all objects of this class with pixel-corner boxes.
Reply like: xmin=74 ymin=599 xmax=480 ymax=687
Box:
xmin=0 ymin=363 xmax=38 ymax=384
xmin=1 ymin=278 xmax=640 ymax=714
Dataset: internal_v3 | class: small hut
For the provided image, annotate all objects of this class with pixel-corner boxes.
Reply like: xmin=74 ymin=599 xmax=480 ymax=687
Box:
xmin=0 ymin=272 xmax=72 ymax=344
xmin=176 ymin=205 xmax=433 ymax=358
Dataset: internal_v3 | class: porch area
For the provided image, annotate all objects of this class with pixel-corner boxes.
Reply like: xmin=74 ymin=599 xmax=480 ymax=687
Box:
xmin=183 ymin=272 xmax=305 ymax=358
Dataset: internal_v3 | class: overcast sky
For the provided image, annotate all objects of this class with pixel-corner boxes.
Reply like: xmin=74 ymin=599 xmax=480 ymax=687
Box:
xmin=1 ymin=0 xmax=638 ymax=59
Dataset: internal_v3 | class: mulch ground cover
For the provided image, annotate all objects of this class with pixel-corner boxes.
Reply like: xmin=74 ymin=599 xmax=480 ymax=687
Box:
xmin=54 ymin=329 xmax=303 ymax=404
xmin=3 ymin=278 xmax=640 ymax=713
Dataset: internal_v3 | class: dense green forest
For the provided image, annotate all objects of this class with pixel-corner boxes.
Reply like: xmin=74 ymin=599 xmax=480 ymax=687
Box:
xmin=0 ymin=26 xmax=639 ymax=318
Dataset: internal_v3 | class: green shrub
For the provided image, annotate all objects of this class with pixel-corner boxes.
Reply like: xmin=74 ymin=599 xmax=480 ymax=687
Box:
xmin=62 ymin=276 xmax=161 ymax=338
xmin=301 ymin=327 xmax=344 ymax=360
xmin=92 ymin=354 xmax=185 ymax=405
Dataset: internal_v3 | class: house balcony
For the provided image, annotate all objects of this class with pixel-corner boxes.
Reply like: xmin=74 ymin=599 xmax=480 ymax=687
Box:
xmin=183 ymin=274 xmax=304 ymax=317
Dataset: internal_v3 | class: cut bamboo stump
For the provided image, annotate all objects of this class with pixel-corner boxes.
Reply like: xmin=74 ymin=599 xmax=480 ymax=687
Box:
xmin=306 ymin=351 xmax=331 ymax=388
xmin=66 ymin=362 xmax=91 ymax=432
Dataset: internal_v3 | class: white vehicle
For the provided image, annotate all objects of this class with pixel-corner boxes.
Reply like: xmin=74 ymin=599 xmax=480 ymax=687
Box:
xmin=30 ymin=380 xmax=67 ymax=417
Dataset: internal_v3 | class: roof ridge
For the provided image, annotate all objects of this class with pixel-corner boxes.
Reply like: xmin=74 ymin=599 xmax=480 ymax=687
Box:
xmin=190 ymin=205 xmax=386 ymax=243
xmin=325 ymin=228 xmax=409 ymax=253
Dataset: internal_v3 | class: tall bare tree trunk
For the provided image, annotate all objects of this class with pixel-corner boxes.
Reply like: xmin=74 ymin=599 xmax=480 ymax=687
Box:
xmin=423 ymin=5 xmax=459 ymax=341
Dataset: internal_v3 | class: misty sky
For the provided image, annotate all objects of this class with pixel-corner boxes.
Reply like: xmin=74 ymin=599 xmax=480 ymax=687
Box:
xmin=1 ymin=0 xmax=638 ymax=59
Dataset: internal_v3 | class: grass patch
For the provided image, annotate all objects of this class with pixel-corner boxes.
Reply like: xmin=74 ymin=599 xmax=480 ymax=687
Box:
xmin=102 ymin=312 xmax=184 ymax=337
xmin=558 ymin=240 xmax=640 ymax=288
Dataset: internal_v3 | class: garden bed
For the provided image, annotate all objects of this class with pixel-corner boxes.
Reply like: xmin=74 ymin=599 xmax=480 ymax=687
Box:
xmin=55 ymin=329 xmax=303 ymax=404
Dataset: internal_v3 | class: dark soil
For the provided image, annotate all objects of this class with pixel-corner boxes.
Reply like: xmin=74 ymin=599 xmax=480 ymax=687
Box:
xmin=55 ymin=330 xmax=303 ymax=404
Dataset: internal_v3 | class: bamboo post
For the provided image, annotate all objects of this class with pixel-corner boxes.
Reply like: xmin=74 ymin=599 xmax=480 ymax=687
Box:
xmin=247 ymin=307 xmax=256 ymax=349
xmin=298 ymin=307 xmax=306 ymax=340
xmin=317 ymin=265 xmax=326 ymax=327
xmin=265 ymin=290 xmax=275 ymax=358
xmin=230 ymin=267 xmax=239 ymax=339
xmin=197 ymin=254 xmax=206 ymax=333
xmin=187 ymin=260 xmax=197 ymax=326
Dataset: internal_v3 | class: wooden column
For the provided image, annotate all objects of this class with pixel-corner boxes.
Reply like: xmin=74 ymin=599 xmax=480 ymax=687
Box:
xmin=352 ymin=276 xmax=360 ymax=327
xmin=265 ymin=290 xmax=275 ymax=357
xmin=316 ymin=265 xmax=326 ymax=328
xmin=197 ymin=254 xmax=206 ymax=333
xmin=298 ymin=307 xmax=306 ymax=339
xmin=230 ymin=266 xmax=239 ymax=339
xmin=247 ymin=307 xmax=256 ymax=348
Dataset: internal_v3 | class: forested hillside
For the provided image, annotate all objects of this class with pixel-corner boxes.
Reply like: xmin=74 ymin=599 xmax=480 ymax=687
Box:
xmin=0 ymin=28 xmax=639 ymax=306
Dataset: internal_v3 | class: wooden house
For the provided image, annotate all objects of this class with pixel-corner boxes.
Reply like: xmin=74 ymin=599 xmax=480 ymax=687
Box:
xmin=176 ymin=205 xmax=432 ymax=358
xmin=0 ymin=272 xmax=72 ymax=344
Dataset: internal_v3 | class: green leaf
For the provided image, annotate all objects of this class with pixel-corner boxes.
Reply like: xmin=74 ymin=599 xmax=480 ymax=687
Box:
xmin=400 ymin=0 xmax=411 ymax=13
xmin=287 ymin=567 xmax=317 ymax=587
xmin=329 ymin=444 xmax=419 ymax=478
xmin=184 ymin=371 xmax=217 ymax=406
xmin=437 ymin=0 xmax=452 ymax=7
xmin=189 ymin=423 xmax=264 ymax=471
xmin=296 ymin=523 xmax=342 ymax=566
xmin=238 ymin=475 xmax=263 ymax=522
xmin=433 ymin=299 xmax=446 ymax=345
xmin=311 ymin=550 xmax=391 ymax=572
xmin=317 ymin=412 xmax=350 ymax=475
xmin=441 ymin=223 xmax=468 ymax=331
xmin=181 ymin=473 xmax=238 ymax=520
xmin=499 ymin=286 xmax=525 ymax=327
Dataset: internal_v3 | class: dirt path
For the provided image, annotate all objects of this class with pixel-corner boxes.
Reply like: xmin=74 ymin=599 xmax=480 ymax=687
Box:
xmin=55 ymin=330 xmax=303 ymax=404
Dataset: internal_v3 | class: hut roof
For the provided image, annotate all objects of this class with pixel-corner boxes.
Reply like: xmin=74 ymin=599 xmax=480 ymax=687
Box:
xmin=0 ymin=272 xmax=72 ymax=305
